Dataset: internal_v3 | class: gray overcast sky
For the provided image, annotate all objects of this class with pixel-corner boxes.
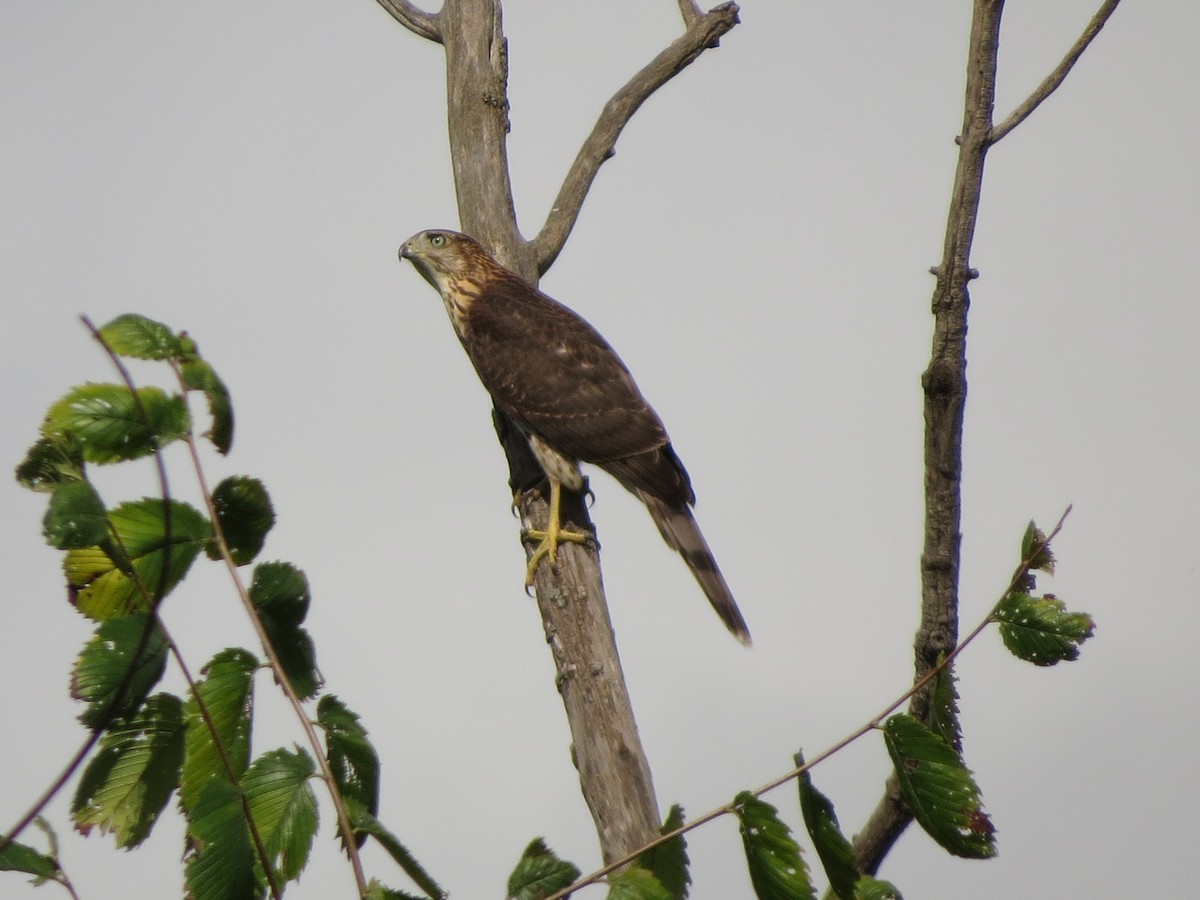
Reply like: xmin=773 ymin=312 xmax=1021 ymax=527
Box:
xmin=2 ymin=2 xmax=1196 ymax=897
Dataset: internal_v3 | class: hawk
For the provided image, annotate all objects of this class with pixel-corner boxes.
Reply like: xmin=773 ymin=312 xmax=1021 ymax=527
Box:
xmin=399 ymin=229 xmax=750 ymax=645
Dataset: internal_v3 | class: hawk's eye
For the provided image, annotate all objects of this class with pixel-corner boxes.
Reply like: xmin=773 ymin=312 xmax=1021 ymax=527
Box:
xmin=429 ymin=233 xmax=446 ymax=247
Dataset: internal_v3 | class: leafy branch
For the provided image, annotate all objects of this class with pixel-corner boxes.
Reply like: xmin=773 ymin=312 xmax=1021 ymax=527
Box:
xmin=538 ymin=509 xmax=1091 ymax=899
xmin=3 ymin=315 xmax=443 ymax=900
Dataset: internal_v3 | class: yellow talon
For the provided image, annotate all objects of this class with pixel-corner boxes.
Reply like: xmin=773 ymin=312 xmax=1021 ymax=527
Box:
xmin=522 ymin=478 xmax=591 ymax=586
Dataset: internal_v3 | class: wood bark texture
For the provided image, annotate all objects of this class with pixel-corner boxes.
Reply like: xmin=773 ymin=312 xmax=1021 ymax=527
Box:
xmin=382 ymin=0 xmax=741 ymax=866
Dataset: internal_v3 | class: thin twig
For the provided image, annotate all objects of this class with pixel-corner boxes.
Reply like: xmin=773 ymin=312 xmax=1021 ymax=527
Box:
xmin=530 ymin=2 xmax=740 ymax=274
xmin=373 ymin=0 xmax=442 ymax=43
xmin=990 ymin=0 xmax=1122 ymax=144
xmin=175 ymin=373 xmax=370 ymax=897
xmin=546 ymin=506 xmax=1072 ymax=900
xmin=0 ymin=738 xmax=100 ymax=862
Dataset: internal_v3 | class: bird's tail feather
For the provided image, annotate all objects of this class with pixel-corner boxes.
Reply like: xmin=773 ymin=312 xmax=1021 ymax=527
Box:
xmin=637 ymin=491 xmax=751 ymax=646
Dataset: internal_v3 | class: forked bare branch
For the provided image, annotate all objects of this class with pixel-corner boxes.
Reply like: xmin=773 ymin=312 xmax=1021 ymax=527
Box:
xmin=990 ymin=0 xmax=1122 ymax=144
xmin=531 ymin=2 xmax=740 ymax=274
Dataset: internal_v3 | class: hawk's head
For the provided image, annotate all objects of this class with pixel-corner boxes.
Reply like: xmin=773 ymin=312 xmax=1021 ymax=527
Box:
xmin=399 ymin=229 xmax=485 ymax=295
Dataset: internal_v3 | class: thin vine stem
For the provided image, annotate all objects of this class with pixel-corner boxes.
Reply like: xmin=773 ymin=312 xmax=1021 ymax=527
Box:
xmin=88 ymin=318 xmax=284 ymax=900
xmin=545 ymin=505 xmax=1072 ymax=899
xmin=172 ymin=361 xmax=370 ymax=898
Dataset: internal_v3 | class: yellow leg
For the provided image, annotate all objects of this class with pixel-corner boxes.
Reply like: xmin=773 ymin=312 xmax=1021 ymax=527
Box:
xmin=522 ymin=478 xmax=591 ymax=586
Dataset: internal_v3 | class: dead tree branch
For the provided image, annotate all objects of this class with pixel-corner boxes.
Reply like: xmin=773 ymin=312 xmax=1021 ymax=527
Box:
xmin=991 ymin=0 xmax=1122 ymax=143
xmin=676 ymin=0 xmax=703 ymax=29
xmin=386 ymin=0 xmax=741 ymax=866
xmin=531 ymin=2 xmax=740 ymax=274
xmin=374 ymin=0 xmax=442 ymax=43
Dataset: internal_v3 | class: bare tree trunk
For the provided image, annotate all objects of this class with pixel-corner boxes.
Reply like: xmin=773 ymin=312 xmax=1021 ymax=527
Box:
xmin=377 ymin=0 xmax=741 ymax=865
xmin=439 ymin=2 xmax=661 ymax=865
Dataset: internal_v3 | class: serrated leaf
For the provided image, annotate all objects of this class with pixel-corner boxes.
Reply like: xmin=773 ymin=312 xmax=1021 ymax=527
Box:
xmin=733 ymin=792 xmax=815 ymax=900
xmin=72 ymin=615 xmax=168 ymax=728
xmin=507 ymin=837 xmax=580 ymax=900
xmin=1020 ymin=521 xmax=1055 ymax=575
xmin=66 ymin=498 xmax=210 ymax=619
xmin=0 ymin=836 xmax=63 ymax=885
xmin=243 ymin=748 xmax=317 ymax=883
xmin=181 ymin=649 xmax=257 ymax=816
xmin=854 ymin=875 xmax=904 ymax=899
xmin=181 ymin=358 xmax=234 ymax=455
xmin=184 ymin=776 xmax=259 ymax=900
xmin=884 ymin=714 xmax=995 ymax=859
xmin=318 ymin=696 xmax=380 ymax=838
xmin=927 ymin=659 xmax=961 ymax=750
xmin=43 ymin=480 xmax=109 ymax=549
xmin=347 ymin=799 xmax=444 ymax=900
xmin=993 ymin=592 xmax=1094 ymax=666
xmin=98 ymin=314 xmax=184 ymax=360
xmin=44 ymin=384 xmax=188 ymax=463
xmin=71 ymin=693 xmax=185 ymax=847
xmin=607 ymin=865 xmax=672 ymax=900
xmin=795 ymin=753 xmax=858 ymax=900
xmin=15 ymin=436 xmax=85 ymax=492
xmin=208 ymin=477 xmax=275 ymax=566
xmin=636 ymin=804 xmax=690 ymax=900
xmin=249 ymin=562 xmax=321 ymax=699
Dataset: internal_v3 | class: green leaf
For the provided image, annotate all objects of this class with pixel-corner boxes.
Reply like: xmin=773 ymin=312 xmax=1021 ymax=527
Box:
xmin=926 ymin=659 xmax=961 ymax=750
xmin=993 ymin=592 xmax=1095 ymax=666
xmin=507 ymin=837 xmax=580 ymax=900
xmin=1020 ymin=520 xmax=1055 ymax=575
xmin=795 ymin=753 xmax=858 ymax=900
xmin=184 ymin=777 xmax=259 ymax=900
xmin=43 ymin=384 xmax=188 ymax=463
xmin=181 ymin=358 xmax=234 ymax=455
xmin=243 ymin=748 xmax=317 ymax=883
xmin=65 ymin=498 xmax=211 ymax=619
xmin=346 ymin=799 xmax=444 ymax=900
xmin=249 ymin=562 xmax=321 ymax=699
xmin=883 ymin=714 xmax=995 ymax=859
xmin=854 ymin=875 xmax=904 ymax=899
xmin=71 ymin=692 xmax=185 ymax=848
xmin=318 ymin=696 xmax=381 ymax=839
xmin=208 ymin=477 xmax=275 ymax=566
xmin=732 ymin=792 xmax=815 ymax=900
xmin=72 ymin=615 xmax=168 ymax=728
xmin=607 ymin=866 xmax=673 ymax=900
xmin=364 ymin=880 xmax=429 ymax=900
xmin=98 ymin=314 xmax=184 ymax=360
xmin=248 ymin=561 xmax=309 ymax=628
xmin=15 ymin=436 xmax=85 ymax=492
xmin=0 ymin=833 xmax=63 ymax=886
xmin=43 ymin=480 xmax=109 ymax=549
xmin=635 ymin=804 xmax=689 ymax=900
xmin=181 ymin=649 xmax=257 ymax=816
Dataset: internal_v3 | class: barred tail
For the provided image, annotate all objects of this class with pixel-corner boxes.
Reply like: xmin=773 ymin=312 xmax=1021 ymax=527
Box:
xmin=637 ymin=491 xmax=751 ymax=646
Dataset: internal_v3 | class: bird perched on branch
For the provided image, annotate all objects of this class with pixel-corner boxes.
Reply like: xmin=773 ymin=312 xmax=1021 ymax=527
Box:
xmin=399 ymin=229 xmax=750 ymax=645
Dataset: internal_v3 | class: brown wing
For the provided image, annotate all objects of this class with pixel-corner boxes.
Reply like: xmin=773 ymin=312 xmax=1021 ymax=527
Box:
xmin=462 ymin=271 xmax=694 ymax=507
